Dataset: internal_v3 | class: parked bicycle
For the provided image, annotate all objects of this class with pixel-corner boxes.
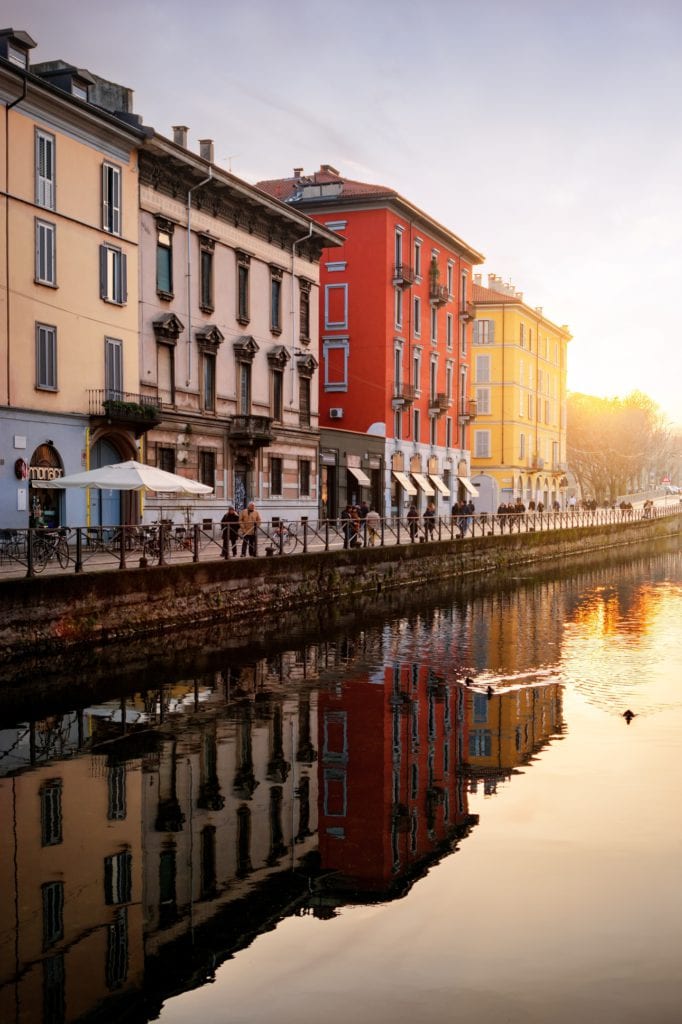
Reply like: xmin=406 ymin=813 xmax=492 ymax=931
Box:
xmin=265 ymin=519 xmax=299 ymax=554
xmin=32 ymin=528 xmax=70 ymax=573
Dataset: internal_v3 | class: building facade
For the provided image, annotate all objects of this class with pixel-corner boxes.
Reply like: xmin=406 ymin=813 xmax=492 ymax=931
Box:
xmin=0 ymin=30 xmax=149 ymax=530
xmin=258 ymin=166 xmax=484 ymax=519
xmin=136 ymin=132 xmax=339 ymax=525
xmin=470 ymin=274 xmax=572 ymax=512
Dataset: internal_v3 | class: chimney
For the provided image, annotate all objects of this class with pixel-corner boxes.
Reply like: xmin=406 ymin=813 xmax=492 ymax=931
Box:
xmin=199 ymin=138 xmax=214 ymax=163
xmin=172 ymin=125 xmax=188 ymax=148
xmin=320 ymin=163 xmax=340 ymax=176
xmin=535 ymin=306 xmax=543 ymax=316
xmin=473 ymin=273 xmax=482 ymax=285
xmin=293 ymin=167 xmax=303 ymax=178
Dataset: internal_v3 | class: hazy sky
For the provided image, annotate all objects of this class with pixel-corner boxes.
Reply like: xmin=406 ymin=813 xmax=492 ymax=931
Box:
xmin=8 ymin=0 xmax=682 ymax=425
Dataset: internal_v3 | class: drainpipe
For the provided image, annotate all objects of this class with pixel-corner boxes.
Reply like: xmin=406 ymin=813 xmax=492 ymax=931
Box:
xmin=186 ymin=169 xmax=213 ymax=386
xmin=289 ymin=221 xmax=313 ymax=404
xmin=5 ymin=78 xmax=28 ymax=407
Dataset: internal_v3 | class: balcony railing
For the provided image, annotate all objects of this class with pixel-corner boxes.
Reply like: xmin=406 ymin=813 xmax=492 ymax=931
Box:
xmin=392 ymin=263 xmax=415 ymax=288
xmin=428 ymin=393 xmax=449 ymax=416
xmin=227 ymin=414 xmax=274 ymax=449
xmin=88 ymin=389 xmax=162 ymax=436
xmin=458 ymin=399 xmax=478 ymax=423
xmin=429 ymin=283 xmax=449 ymax=306
xmin=392 ymin=382 xmax=416 ymax=405
xmin=459 ymin=301 xmax=476 ymax=323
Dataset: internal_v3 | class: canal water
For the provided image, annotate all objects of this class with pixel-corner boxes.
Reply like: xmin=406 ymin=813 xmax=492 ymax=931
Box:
xmin=1 ymin=543 xmax=681 ymax=1024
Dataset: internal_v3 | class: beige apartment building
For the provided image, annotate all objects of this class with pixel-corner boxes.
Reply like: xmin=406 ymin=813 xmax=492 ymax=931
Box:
xmin=0 ymin=29 xmax=149 ymax=529
xmin=136 ymin=130 xmax=340 ymax=524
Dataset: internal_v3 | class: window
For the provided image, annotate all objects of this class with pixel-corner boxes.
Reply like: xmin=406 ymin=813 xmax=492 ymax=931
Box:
xmin=72 ymin=81 xmax=88 ymax=101
xmin=394 ymin=407 xmax=402 ymax=439
xmin=158 ymin=447 xmax=176 ymax=474
xmin=323 ymin=339 xmax=348 ymax=391
xmin=102 ymin=163 xmax=121 ymax=235
xmin=414 ymin=239 xmax=422 ymax=278
xmin=43 ymin=955 xmax=65 ymax=1024
xmin=7 ymin=42 xmax=28 ymax=68
xmin=447 ymin=261 xmax=454 ymax=296
xmin=475 ymin=354 xmax=490 ymax=383
xmin=42 ymin=882 xmax=64 ymax=948
xmin=270 ymin=457 xmax=283 ymax=496
xmin=414 ymin=295 xmax=421 ymax=337
xmin=272 ymin=369 xmax=283 ymax=421
xmin=413 ymin=350 xmax=422 ymax=394
xmin=199 ymin=449 xmax=216 ymax=487
xmin=106 ymin=909 xmax=128 ymax=990
xmin=394 ymin=227 xmax=403 ymax=269
xmin=460 ymin=320 xmax=467 ymax=357
xmin=473 ymin=319 xmax=494 ymax=344
xmin=429 ymin=415 xmax=437 ymax=446
xmin=107 ymin=764 xmax=127 ymax=820
xmin=200 ymin=827 xmax=217 ymax=899
xmin=105 ymin=851 xmax=132 ymax=905
xmin=325 ymin=283 xmax=348 ymax=330
xmin=413 ymin=407 xmax=421 ymax=442
xmin=446 ymin=313 xmax=453 ymax=350
xmin=238 ymin=360 xmax=251 ymax=413
xmin=202 ymin=353 xmax=216 ymax=411
xmin=156 ymin=223 xmax=173 ymax=297
xmin=430 ymin=357 xmax=438 ymax=400
xmin=446 ymin=416 xmax=453 ymax=448
xmin=41 ymin=780 xmax=62 ymax=845
xmin=445 ymin=362 xmax=453 ymax=401
xmin=36 ymin=324 xmax=57 ymax=391
xmin=105 ymin=338 xmax=123 ymax=399
xmin=474 ymin=430 xmax=491 ymax=458
xmin=469 ymin=730 xmax=492 ymax=757
xmin=299 ymin=280 xmax=311 ymax=341
xmin=299 ymin=376 xmax=311 ymax=427
xmin=430 ymin=306 xmax=437 ymax=343
xmin=528 ymin=393 xmax=534 ymax=419
xmin=100 ymin=244 xmax=127 ymax=304
xmin=236 ymin=251 xmax=250 ymax=324
xmin=460 ymin=269 xmax=468 ymax=310
xmin=271 ymin=266 xmax=283 ymax=333
xmin=476 ymin=387 xmax=490 ymax=414
xmin=299 ymin=460 xmax=310 ymax=497
xmin=520 ymin=323 xmax=526 ymax=348
xmin=473 ymin=693 xmax=489 ymax=723
xmin=394 ymin=287 xmax=403 ymax=330
xmin=35 ymin=219 xmax=56 ymax=285
xmin=199 ymin=237 xmax=214 ymax=312
xmin=36 ymin=130 xmax=55 ymax=210
xmin=519 ymin=433 xmax=526 ymax=459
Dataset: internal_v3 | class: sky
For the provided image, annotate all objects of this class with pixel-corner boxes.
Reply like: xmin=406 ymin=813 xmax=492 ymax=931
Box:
xmin=7 ymin=0 xmax=682 ymax=426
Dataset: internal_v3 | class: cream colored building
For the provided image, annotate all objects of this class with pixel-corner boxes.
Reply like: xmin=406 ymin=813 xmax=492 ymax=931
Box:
xmin=136 ymin=130 xmax=340 ymax=524
xmin=470 ymin=274 xmax=571 ymax=512
xmin=0 ymin=29 xmax=149 ymax=529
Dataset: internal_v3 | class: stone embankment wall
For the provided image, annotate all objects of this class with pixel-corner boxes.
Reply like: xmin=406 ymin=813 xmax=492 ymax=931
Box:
xmin=1 ymin=515 xmax=680 ymax=663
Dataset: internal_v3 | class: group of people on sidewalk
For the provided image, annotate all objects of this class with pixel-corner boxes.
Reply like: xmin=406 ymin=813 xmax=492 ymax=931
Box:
xmin=341 ymin=501 xmax=382 ymax=548
xmin=221 ymin=502 xmax=261 ymax=557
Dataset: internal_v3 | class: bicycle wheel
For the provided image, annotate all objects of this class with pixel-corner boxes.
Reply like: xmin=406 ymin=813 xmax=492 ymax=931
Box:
xmin=283 ymin=524 xmax=299 ymax=552
xmin=56 ymin=538 xmax=70 ymax=568
xmin=32 ymin=538 xmax=48 ymax=573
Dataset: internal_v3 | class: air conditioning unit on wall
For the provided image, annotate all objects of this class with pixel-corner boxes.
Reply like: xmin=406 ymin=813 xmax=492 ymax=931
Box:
xmin=329 ymin=408 xmax=344 ymax=420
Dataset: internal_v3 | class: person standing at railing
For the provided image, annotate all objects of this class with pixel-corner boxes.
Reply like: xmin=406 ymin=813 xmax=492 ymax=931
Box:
xmin=221 ymin=506 xmax=240 ymax=557
xmin=407 ymin=503 xmax=419 ymax=543
xmin=423 ymin=501 xmax=436 ymax=540
xmin=239 ymin=502 xmax=261 ymax=557
xmin=341 ymin=504 xmax=354 ymax=549
xmin=366 ymin=506 xmax=381 ymax=545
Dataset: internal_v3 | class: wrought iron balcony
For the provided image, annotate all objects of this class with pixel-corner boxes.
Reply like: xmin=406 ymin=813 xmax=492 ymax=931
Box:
xmin=88 ymin=389 xmax=162 ymax=437
xmin=459 ymin=301 xmax=476 ymax=323
xmin=392 ymin=381 xmax=416 ymax=405
xmin=392 ymin=263 xmax=415 ymax=288
xmin=227 ymin=414 xmax=274 ymax=450
xmin=428 ymin=393 xmax=449 ymax=416
xmin=458 ymin=398 xmax=478 ymax=423
xmin=429 ymin=282 xmax=449 ymax=306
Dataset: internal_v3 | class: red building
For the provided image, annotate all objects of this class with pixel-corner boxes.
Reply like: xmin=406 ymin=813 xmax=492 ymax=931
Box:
xmin=258 ymin=166 xmax=484 ymax=518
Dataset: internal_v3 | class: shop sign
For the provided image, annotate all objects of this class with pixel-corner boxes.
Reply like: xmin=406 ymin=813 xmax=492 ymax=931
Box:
xmin=28 ymin=465 xmax=64 ymax=481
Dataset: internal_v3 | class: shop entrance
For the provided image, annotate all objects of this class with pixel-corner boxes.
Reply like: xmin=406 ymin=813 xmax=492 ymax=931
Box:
xmin=28 ymin=443 xmax=64 ymax=528
xmin=90 ymin=439 xmax=123 ymax=527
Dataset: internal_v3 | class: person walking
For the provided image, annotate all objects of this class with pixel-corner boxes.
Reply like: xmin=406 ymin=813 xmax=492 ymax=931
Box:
xmin=221 ymin=505 xmax=240 ymax=557
xmin=366 ymin=506 xmax=381 ymax=545
xmin=423 ymin=501 xmax=436 ymax=540
xmin=407 ymin=502 xmax=419 ymax=542
xmin=341 ymin=504 xmax=353 ymax=549
xmin=239 ymin=501 xmax=261 ymax=557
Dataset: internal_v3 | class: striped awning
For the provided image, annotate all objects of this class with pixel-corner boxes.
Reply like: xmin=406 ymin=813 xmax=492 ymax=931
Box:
xmin=458 ymin=476 xmax=479 ymax=498
xmin=392 ymin=470 xmax=417 ymax=496
xmin=429 ymin=474 xmax=450 ymax=497
xmin=348 ymin=467 xmax=371 ymax=486
xmin=412 ymin=473 xmax=436 ymax=496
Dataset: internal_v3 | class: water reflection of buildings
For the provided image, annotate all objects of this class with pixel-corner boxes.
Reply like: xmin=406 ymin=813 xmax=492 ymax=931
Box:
xmin=0 ymin=630 xmax=565 ymax=1021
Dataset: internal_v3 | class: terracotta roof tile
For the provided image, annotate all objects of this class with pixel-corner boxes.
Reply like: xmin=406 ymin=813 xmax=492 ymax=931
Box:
xmin=472 ymin=283 xmax=520 ymax=304
xmin=257 ymin=170 xmax=395 ymax=202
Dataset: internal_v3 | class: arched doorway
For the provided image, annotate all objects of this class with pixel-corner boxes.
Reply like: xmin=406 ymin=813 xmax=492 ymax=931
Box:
xmin=90 ymin=438 xmax=124 ymax=527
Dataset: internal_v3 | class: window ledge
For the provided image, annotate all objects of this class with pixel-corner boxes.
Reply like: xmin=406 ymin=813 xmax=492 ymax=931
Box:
xmin=35 ymin=279 xmax=59 ymax=289
xmin=270 ymin=326 xmax=283 ymax=336
xmin=236 ymin=315 xmax=251 ymax=326
xmin=157 ymin=289 xmax=174 ymax=303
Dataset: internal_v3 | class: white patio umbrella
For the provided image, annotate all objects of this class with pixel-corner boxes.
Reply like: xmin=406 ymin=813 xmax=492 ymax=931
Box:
xmin=39 ymin=459 xmax=213 ymax=494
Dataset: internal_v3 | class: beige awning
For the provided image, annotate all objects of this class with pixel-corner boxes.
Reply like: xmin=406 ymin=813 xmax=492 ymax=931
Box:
xmin=348 ymin=467 xmax=372 ymax=487
xmin=412 ymin=473 xmax=436 ymax=496
xmin=429 ymin=474 xmax=450 ymax=497
xmin=392 ymin=470 xmax=417 ymax=496
xmin=458 ymin=476 xmax=479 ymax=498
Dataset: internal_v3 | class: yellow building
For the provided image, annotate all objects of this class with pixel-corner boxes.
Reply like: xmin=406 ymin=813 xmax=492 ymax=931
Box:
xmin=470 ymin=274 xmax=571 ymax=512
xmin=0 ymin=29 xmax=148 ymax=529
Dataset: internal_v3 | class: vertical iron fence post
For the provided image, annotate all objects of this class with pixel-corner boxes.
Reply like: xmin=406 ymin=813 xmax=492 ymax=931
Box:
xmin=193 ymin=524 xmax=200 ymax=562
xmin=75 ymin=528 xmax=83 ymax=573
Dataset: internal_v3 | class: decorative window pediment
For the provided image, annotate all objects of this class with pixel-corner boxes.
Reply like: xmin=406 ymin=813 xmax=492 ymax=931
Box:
xmin=153 ymin=312 xmax=184 ymax=344
xmin=267 ymin=345 xmax=291 ymax=369
xmin=155 ymin=215 xmax=176 ymax=235
xmin=299 ymin=277 xmax=313 ymax=294
xmin=234 ymin=334 xmax=259 ymax=362
xmin=269 ymin=263 xmax=284 ymax=281
xmin=297 ymin=353 xmax=318 ymax=379
xmin=236 ymin=249 xmax=251 ymax=267
xmin=199 ymin=233 xmax=215 ymax=253
xmin=196 ymin=324 xmax=224 ymax=351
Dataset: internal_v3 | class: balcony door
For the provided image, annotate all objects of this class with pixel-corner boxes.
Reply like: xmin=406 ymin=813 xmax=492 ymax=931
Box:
xmin=90 ymin=438 xmax=122 ymax=527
